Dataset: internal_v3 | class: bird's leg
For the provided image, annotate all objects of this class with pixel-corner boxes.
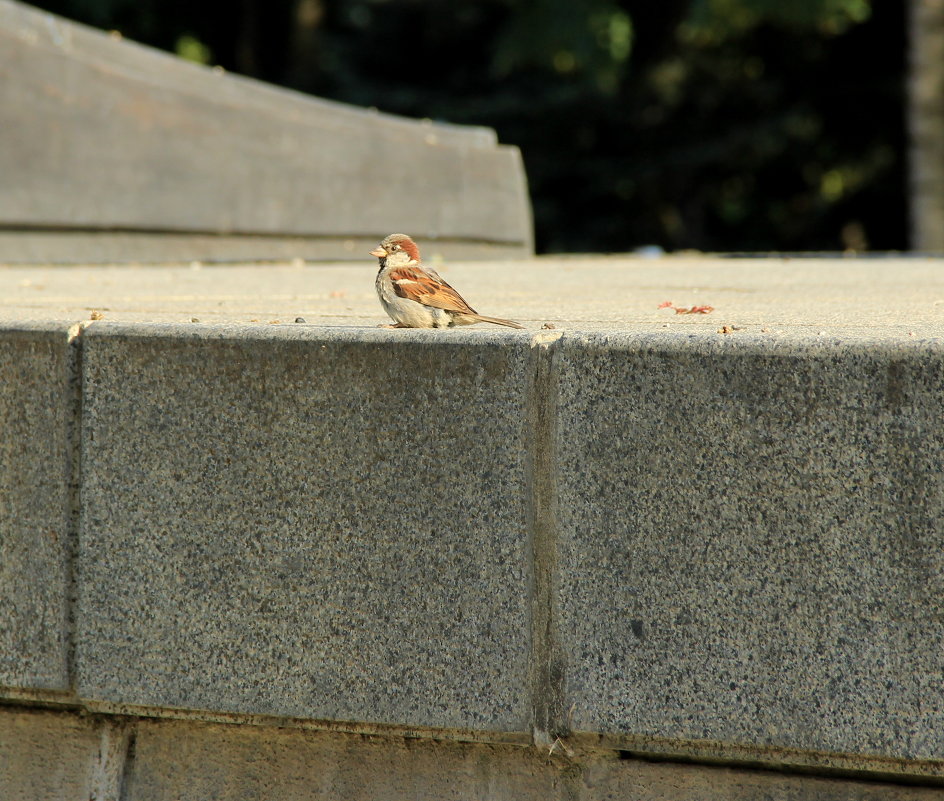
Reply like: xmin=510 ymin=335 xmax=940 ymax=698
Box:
xmin=377 ymin=322 xmax=409 ymax=328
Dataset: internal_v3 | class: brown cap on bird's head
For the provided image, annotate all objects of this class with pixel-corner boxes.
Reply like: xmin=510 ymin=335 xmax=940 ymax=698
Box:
xmin=370 ymin=233 xmax=420 ymax=261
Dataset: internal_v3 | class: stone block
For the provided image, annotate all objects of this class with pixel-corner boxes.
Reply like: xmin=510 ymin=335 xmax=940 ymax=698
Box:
xmin=126 ymin=719 xmax=556 ymax=801
xmin=0 ymin=708 xmax=99 ymax=801
xmin=0 ymin=322 xmax=75 ymax=691
xmin=555 ymin=333 xmax=944 ymax=762
xmin=76 ymin=324 xmax=534 ymax=732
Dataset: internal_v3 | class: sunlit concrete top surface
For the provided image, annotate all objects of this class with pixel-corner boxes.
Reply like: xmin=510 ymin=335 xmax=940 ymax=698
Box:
xmin=1 ymin=255 xmax=942 ymax=340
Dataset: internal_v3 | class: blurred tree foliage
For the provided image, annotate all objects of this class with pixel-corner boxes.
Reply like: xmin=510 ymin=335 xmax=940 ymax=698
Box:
xmin=31 ymin=0 xmax=904 ymax=252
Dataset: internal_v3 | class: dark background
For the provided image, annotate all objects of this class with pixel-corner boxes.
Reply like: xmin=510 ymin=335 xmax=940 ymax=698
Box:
xmin=29 ymin=0 xmax=903 ymax=254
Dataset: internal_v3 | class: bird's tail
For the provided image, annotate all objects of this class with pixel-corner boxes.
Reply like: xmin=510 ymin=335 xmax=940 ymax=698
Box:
xmin=472 ymin=315 xmax=525 ymax=329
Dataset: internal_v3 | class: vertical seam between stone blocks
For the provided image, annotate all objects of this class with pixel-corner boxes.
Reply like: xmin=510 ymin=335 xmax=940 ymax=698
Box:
xmin=64 ymin=321 xmax=91 ymax=692
xmin=89 ymin=716 xmax=136 ymax=801
xmin=117 ymin=723 xmax=137 ymax=801
xmin=527 ymin=332 xmax=566 ymax=745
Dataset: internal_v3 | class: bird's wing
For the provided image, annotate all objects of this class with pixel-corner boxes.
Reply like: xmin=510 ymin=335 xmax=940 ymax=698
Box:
xmin=388 ymin=265 xmax=478 ymax=315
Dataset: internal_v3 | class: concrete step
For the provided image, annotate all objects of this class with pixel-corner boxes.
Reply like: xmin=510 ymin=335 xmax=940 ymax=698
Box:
xmin=0 ymin=0 xmax=531 ymax=262
xmin=1 ymin=255 xmax=943 ymax=795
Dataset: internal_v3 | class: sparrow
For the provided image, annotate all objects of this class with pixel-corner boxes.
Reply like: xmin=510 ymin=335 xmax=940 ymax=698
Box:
xmin=371 ymin=234 xmax=524 ymax=329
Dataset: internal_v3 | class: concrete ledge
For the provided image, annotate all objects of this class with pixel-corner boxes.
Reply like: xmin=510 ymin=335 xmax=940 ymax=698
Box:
xmin=0 ymin=232 xmax=530 ymax=265
xmin=1 ymin=256 xmax=944 ymax=788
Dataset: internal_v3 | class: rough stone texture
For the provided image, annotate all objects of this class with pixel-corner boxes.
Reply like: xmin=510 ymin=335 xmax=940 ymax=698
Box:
xmin=125 ymin=716 xmax=944 ymax=801
xmin=75 ymin=324 xmax=534 ymax=731
xmin=0 ymin=322 xmax=75 ymax=690
xmin=0 ymin=708 xmax=99 ymax=801
xmin=555 ymin=332 xmax=944 ymax=761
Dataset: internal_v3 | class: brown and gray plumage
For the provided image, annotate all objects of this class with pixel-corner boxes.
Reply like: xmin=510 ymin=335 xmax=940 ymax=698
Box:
xmin=371 ymin=234 xmax=524 ymax=329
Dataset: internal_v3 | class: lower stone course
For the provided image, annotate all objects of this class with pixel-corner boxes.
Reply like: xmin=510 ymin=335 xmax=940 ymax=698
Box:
xmin=3 ymin=707 xmax=944 ymax=801
xmin=0 ymin=708 xmax=99 ymax=801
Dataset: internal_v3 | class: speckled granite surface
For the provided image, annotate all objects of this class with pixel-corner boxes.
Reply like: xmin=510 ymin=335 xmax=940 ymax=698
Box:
xmin=76 ymin=325 xmax=534 ymax=732
xmin=0 ymin=323 xmax=75 ymax=692
xmin=555 ymin=333 xmax=944 ymax=760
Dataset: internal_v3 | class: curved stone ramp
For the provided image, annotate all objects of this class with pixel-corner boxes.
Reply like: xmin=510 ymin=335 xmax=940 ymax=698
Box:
xmin=0 ymin=0 xmax=532 ymax=263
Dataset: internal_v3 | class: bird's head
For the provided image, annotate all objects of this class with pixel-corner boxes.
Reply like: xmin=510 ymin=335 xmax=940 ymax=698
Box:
xmin=370 ymin=233 xmax=420 ymax=266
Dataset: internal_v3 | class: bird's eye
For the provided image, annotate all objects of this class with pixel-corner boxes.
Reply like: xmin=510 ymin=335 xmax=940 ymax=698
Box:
xmin=390 ymin=244 xmax=400 ymax=251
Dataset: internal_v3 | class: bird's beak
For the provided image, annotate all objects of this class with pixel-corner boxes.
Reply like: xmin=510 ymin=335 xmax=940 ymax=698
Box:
xmin=369 ymin=247 xmax=387 ymax=257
